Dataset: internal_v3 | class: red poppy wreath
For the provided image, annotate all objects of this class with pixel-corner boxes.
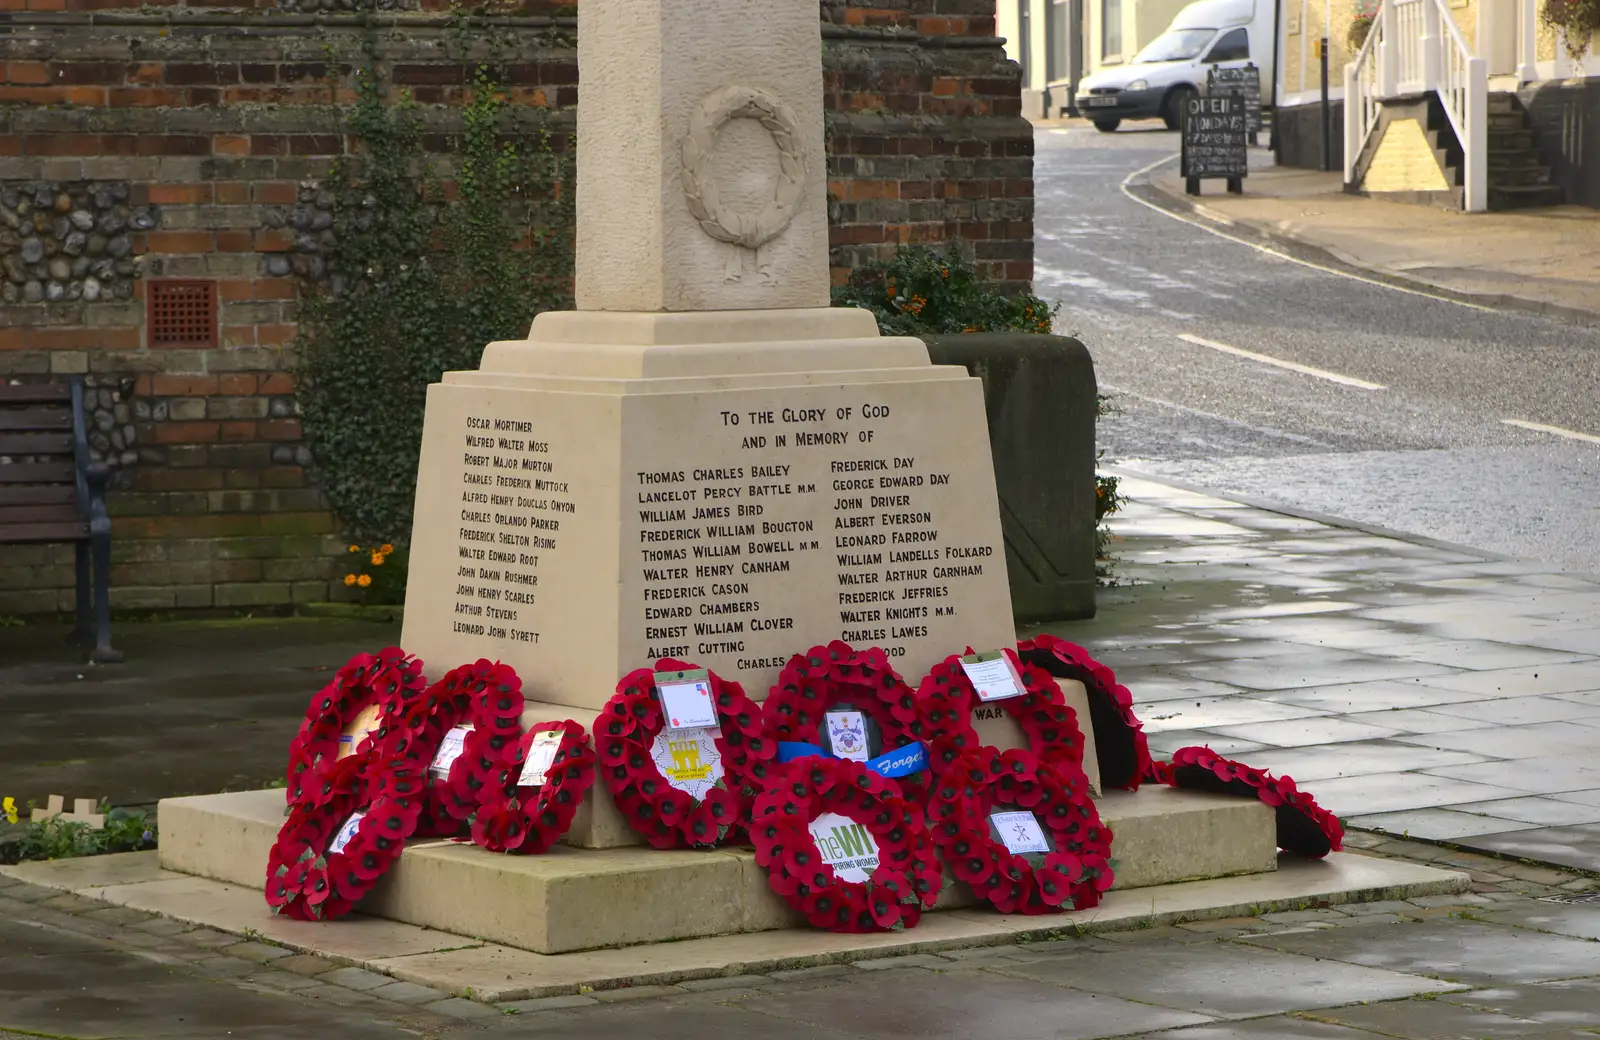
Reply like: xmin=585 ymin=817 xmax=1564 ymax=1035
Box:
xmin=1162 ymin=746 xmax=1345 ymax=858
xmin=380 ymin=659 xmax=532 ymax=838
xmin=595 ymin=660 xmax=774 ymax=849
xmin=285 ymin=647 xmax=427 ymax=811
xmin=915 ymin=649 xmax=1088 ymax=776
xmin=927 ymin=746 xmax=1114 ymax=914
xmin=265 ymin=751 xmax=422 ymax=921
xmin=764 ymin=641 xmax=930 ymax=798
xmin=1016 ymin=635 xmax=1155 ymax=791
xmin=750 ymin=757 xmax=944 ymax=933
xmin=468 ymin=718 xmax=596 ymax=854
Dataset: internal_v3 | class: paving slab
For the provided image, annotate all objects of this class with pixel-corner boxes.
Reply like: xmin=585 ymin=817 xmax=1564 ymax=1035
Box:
xmin=1422 ymin=756 xmax=1600 ymax=795
xmin=1349 ymin=809 xmax=1540 ymax=842
xmin=1237 ymin=919 xmax=1600 ymax=985
xmin=985 ymin=941 xmax=1462 ymax=1019
xmin=1441 ymin=978 xmax=1600 ymax=1027
xmin=732 ymin=966 xmax=1212 ymax=1039
xmin=1448 ymin=795 xmax=1600 ymax=827
xmin=1395 ymin=725 xmax=1600 ymax=761
xmin=1117 ymin=1020 xmax=1389 ymax=1040
xmin=1286 ymin=772 xmax=1528 ymax=817
xmin=1220 ymin=742 xmax=1489 ymax=783
xmin=1317 ymin=997 xmax=1600 ymax=1039
xmin=1479 ymin=899 xmax=1600 ymax=942
xmin=1451 ymin=824 xmax=1600 ymax=874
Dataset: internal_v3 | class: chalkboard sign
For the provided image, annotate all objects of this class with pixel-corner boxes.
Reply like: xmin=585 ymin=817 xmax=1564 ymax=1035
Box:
xmin=1207 ymin=64 xmax=1263 ymax=134
xmin=1181 ymin=94 xmax=1247 ymax=196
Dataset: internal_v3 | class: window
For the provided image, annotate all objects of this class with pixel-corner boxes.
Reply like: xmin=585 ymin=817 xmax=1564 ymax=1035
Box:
xmin=1205 ymin=27 xmax=1250 ymax=62
xmin=1047 ymin=0 xmax=1071 ymax=81
xmin=1018 ymin=0 xmax=1032 ymax=79
xmin=1102 ymin=0 xmax=1123 ymax=58
xmin=147 ymin=280 xmax=218 ymax=348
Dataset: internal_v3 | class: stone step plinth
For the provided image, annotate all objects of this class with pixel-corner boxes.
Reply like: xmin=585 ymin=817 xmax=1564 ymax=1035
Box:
xmin=158 ymin=783 xmax=1274 ymax=954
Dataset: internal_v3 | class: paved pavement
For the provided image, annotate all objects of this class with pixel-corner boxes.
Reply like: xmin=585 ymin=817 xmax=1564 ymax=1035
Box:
xmin=0 ymin=617 xmax=402 ymax=809
xmin=1147 ymin=163 xmax=1600 ymax=323
xmin=1044 ymin=475 xmax=1600 ymax=871
xmin=1031 ymin=122 xmax=1600 ymax=575
xmin=1 ymin=841 xmax=1596 ymax=1038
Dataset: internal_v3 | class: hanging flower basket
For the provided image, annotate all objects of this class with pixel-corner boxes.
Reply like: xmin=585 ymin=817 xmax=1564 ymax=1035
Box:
xmin=1347 ymin=13 xmax=1374 ymax=54
xmin=284 ymin=648 xmax=427 ymax=812
xmin=764 ymin=641 xmax=930 ymax=798
xmin=595 ymin=659 xmax=774 ymax=849
xmin=265 ymin=752 xmax=422 ymax=921
xmin=927 ymin=746 xmax=1114 ymax=913
xmin=915 ymin=649 xmax=1088 ymax=776
xmin=1160 ymin=746 xmax=1345 ymax=858
xmin=1541 ymin=0 xmax=1600 ymax=64
xmin=1016 ymin=635 xmax=1154 ymax=791
xmin=750 ymin=757 xmax=944 ymax=932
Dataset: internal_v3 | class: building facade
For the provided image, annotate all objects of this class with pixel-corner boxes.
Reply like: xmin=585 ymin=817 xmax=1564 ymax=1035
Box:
xmin=1280 ymin=0 xmax=1599 ymax=209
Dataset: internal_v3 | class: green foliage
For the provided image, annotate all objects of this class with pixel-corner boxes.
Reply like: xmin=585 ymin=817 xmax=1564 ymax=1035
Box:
xmin=831 ymin=243 xmax=1059 ymax=336
xmin=1 ymin=804 xmax=157 ymax=864
xmin=295 ymin=59 xmax=573 ymax=548
xmin=1542 ymin=0 xmax=1600 ymax=61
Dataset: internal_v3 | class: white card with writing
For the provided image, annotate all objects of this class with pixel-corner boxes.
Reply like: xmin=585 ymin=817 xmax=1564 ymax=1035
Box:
xmin=517 ymin=730 xmax=564 ymax=787
xmin=960 ymin=655 xmax=1025 ymax=702
xmin=808 ymin=811 xmax=881 ymax=884
xmin=428 ymin=724 xmax=474 ymax=778
xmin=328 ymin=811 xmax=365 ymax=856
xmin=990 ymin=810 xmax=1050 ymax=855
xmin=824 ymin=710 xmax=870 ymax=762
xmin=658 ymin=678 xmax=718 ymax=731
xmin=650 ymin=727 xmax=724 ymax=801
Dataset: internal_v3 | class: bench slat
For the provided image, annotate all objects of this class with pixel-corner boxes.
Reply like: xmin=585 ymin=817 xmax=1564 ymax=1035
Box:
xmin=0 ymin=484 xmax=77 ymax=506
xmin=0 ymin=520 xmax=89 ymax=544
xmin=0 ymin=503 xmax=81 ymax=524
xmin=0 ymin=408 xmax=73 ymax=432
xmin=0 ymin=462 xmax=76 ymax=483
xmin=0 ymin=432 xmax=74 ymax=456
xmin=0 ymin=385 xmax=73 ymax=405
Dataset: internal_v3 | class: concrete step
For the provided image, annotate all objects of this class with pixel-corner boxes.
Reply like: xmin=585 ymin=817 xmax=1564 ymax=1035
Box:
xmin=1489 ymin=183 xmax=1567 ymax=209
xmin=159 ymin=783 xmax=1277 ymax=954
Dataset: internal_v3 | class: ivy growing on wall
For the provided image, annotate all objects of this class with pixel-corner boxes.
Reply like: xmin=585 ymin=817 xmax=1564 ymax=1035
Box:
xmin=295 ymin=49 xmax=574 ymax=549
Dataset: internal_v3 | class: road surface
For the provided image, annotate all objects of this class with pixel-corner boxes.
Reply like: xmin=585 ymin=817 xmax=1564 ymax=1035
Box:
xmin=1034 ymin=124 xmax=1600 ymax=574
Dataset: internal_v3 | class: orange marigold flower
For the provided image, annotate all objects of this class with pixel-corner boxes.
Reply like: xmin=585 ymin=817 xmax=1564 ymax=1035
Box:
xmin=379 ymin=544 xmax=394 ymax=554
xmin=370 ymin=551 xmax=385 ymax=566
xmin=343 ymin=573 xmax=358 ymax=586
xmin=357 ymin=574 xmax=373 ymax=588
xmin=347 ymin=545 xmax=360 ymax=553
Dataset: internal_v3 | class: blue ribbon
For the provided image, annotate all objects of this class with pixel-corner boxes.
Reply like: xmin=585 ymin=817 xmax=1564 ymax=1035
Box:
xmin=777 ymin=740 xmax=928 ymax=779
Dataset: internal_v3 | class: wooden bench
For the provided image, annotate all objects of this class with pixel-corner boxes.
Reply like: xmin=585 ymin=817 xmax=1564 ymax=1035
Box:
xmin=0 ymin=378 xmax=120 ymax=662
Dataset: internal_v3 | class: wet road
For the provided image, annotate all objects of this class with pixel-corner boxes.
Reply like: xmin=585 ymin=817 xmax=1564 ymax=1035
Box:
xmin=1034 ymin=124 xmax=1600 ymax=574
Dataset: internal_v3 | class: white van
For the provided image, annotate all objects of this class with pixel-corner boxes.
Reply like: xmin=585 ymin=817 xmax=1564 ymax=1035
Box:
xmin=1074 ymin=0 xmax=1274 ymax=132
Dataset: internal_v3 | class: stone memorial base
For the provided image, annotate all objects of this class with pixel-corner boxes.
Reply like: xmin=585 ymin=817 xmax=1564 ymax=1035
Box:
xmin=400 ymin=308 xmax=1019 ymax=711
xmin=158 ymin=784 xmax=1273 ymax=954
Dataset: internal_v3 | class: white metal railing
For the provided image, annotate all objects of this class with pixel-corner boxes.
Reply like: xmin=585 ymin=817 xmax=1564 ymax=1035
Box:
xmin=1343 ymin=0 xmax=1487 ymax=211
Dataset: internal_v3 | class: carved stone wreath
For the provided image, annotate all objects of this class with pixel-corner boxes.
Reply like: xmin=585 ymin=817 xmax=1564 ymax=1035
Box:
xmin=681 ymin=85 xmax=807 ymax=251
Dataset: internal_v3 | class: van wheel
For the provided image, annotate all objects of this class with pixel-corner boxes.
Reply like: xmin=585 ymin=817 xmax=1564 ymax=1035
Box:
xmin=1162 ymin=87 xmax=1196 ymax=131
xmin=1093 ymin=118 xmax=1121 ymax=133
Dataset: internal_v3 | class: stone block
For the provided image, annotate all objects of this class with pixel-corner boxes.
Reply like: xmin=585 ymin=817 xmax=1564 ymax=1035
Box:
xmin=1098 ymin=786 xmax=1278 ymax=889
xmin=156 ymin=782 xmax=1279 ymax=954
xmin=922 ymin=334 xmax=1097 ymax=622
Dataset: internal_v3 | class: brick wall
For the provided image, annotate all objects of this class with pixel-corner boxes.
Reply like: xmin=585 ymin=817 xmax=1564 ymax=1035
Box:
xmin=0 ymin=0 xmax=1033 ymax=616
